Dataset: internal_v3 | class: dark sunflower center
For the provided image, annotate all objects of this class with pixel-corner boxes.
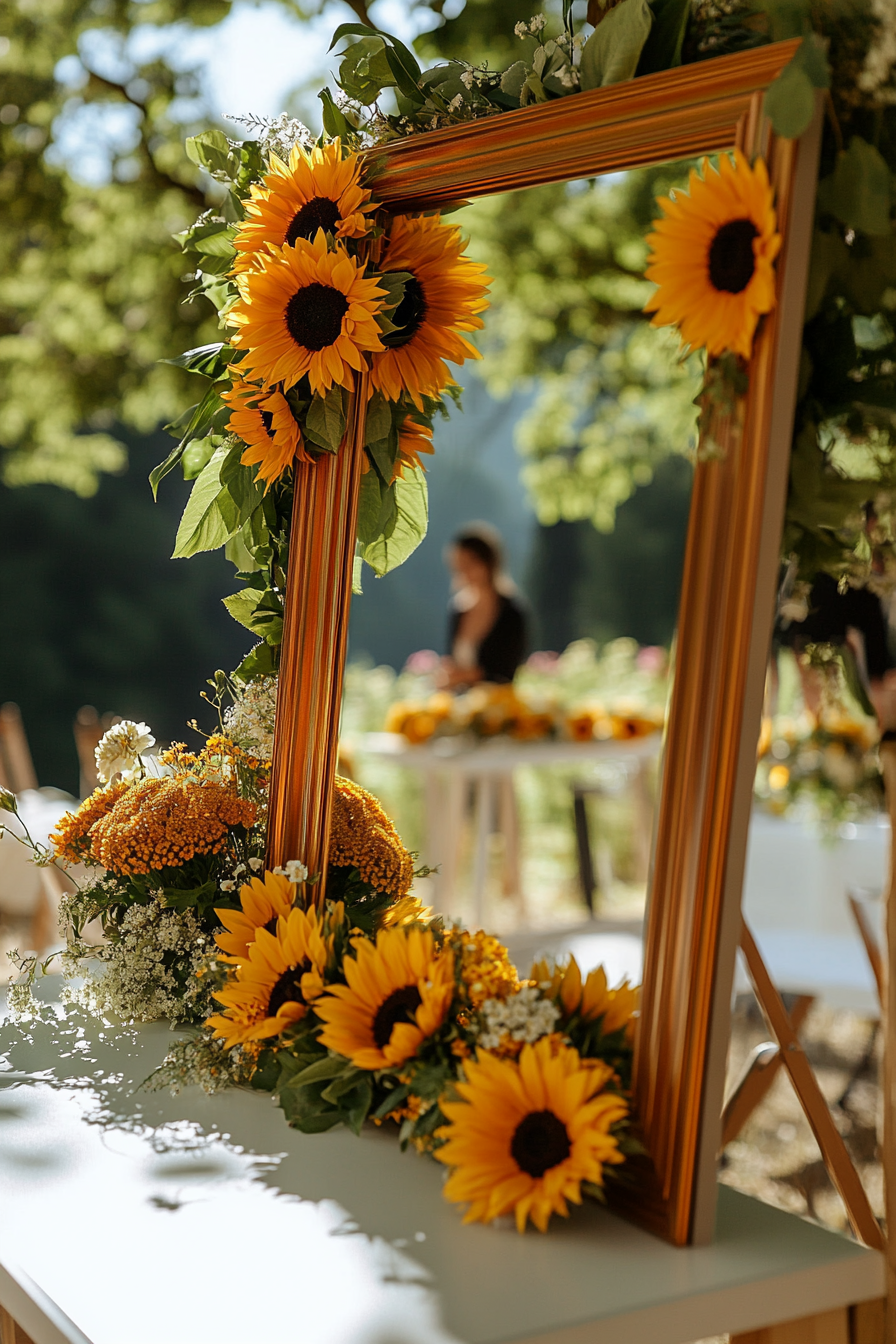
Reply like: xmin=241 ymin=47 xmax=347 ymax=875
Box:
xmin=510 ymin=1109 xmax=571 ymax=1178
xmin=383 ymin=274 xmax=427 ymax=349
xmin=372 ymin=984 xmax=422 ymax=1049
xmin=259 ymin=409 xmax=276 ymax=439
xmin=285 ymin=282 xmax=349 ymax=352
xmin=708 ymin=218 xmax=758 ymax=294
xmin=284 ymin=197 xmax=341 ymax=246
xmin=267 ymin=957 xmax=312 ymax=1017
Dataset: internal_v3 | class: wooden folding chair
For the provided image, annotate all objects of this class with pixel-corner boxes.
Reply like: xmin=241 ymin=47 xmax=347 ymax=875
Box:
xmin=0 ymin=703 xmax=37 ymax=794
xmin=73 ymin=706 xmax=120 ymax=798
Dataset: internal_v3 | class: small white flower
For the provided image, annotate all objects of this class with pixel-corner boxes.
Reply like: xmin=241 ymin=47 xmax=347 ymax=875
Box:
xmin=219 ymin=880 xmax=236 ymax=893
xmin=529 ymin=13 xmax=546 ymax=32
xmin=95 ymin=720 xmax=155 ymax=783
xmin=285 ymin=859 xmax=308 ymax=884
xmin=248 ymin=857 xmax=263 ymax=872
xmin=460 ymin=70 xmax=475 ymax=89
xmin=514 ymin=21 xmax=528 ymax=36
xmin=559 ymin=68 xmax=576 ymax=88
xmin=448 ymin=93 xmax=464 ymax=111
xmin=233 ymin=863 xmax=246 ymax=876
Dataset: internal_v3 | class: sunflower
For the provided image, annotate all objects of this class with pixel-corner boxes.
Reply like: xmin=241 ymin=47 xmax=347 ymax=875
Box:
xmin=643 ymin=150 xmax=780 ymax=360
xmin=315 ymin=926 xmax=454 ymax=1070
xmin=395 ymin=416 xmax=435 ymax=479
xmin=222 ymin=377 xmax=309 ymax=488
xmin=228 ymin=230 xmax=387 ymax=396
xmin=214 ymin=870 xmax=297 ymax=960
xmin=233 ymin=140 xmax=374 ymax=272
xmin=531 ymin=956 xmax=639 ymax=1035
xmin=370 ymin=214 xmax=491 ymax=410
xmin=436 ymin=1037 xmax=628 ymax=1232
xmin=206 ymin=905 xmax=334 ymax=1049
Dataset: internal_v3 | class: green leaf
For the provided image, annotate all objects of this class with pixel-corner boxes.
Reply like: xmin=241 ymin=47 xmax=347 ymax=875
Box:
xmin=305 ymin=387 xmax=347 ymax=452
xmin=330 ymin=22 xmax=422 ymax=86
xmin=291 ymin=1055 xmax=353 ymax=1086
xmin=182 ymin=435 xmax=219 ymax=480
xmin=185 ymin=130 xmax=234 ymax=178
xmin=318 ymin=88 xmax=355 ymax=140
xmin=360 ymin=464 xmax=428 ymax=577
xmin=500 ymin=61 xmax=528 ymax=102
xmin=579 ymin=0 xmax=653 ymax=90
xmin=382 ymin=44 xmax=426 ymax=102
xmin=357 ymin=470 xmax=398 ymax=545
xmin=763 ymin=60 xmax=815 ymax=139
xmin=371 ymin=1083 xmax=410 ymax=1122
xmin=221 ymin=588 xmax=267 ymax=633
xmin=344 ymin=1077 xmax=373 ymax=1134
xmin=172 ymin=446 xmax=236 ymax=559
xmin=232 ymin=642 xmax=278 ymax=681
xmin=816 ymin=137 xmax=893 ymax=237
xmin=364 ymin=390 xmax=395 ymax=446
xmin=338 ymin=36 xmax=397 ymax=104
xmin=637 ymin=0 xmax=690 ymax=75
xmin=149 ymin=442 xmax=186 ymax=499
xmin=161 ymin=343 xmax=231 ymax=379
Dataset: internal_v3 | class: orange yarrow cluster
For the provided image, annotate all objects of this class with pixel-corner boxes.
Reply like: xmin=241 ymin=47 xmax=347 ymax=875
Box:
xmin=328 ymin=775 xmax=414 ymax=899
xmin=88 ymin=777 xmax=255 ymax=875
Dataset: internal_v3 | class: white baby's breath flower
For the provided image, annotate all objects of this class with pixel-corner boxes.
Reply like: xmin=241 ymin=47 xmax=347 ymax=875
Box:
xmin=514 ymin=20 xmax=528 ymax=36
xmin=448 ymin=93 xmax=464 ymax=111
xmin=476 ymin=986 xmax=559 ymax=1051
xmin=529 ymin=13 xmax=546 ymax=32
xmin=219 ymin=880 xmax=236 ymax=893
xmin=95 ymin=720 xmax=155 ymax=783
xmin=460 ymin=70 xmax=475 ymax=89
xmin=285 ymin=859 xmax=308 ymax=883
xmin=248 ymin=856 xmax=264 ymax=871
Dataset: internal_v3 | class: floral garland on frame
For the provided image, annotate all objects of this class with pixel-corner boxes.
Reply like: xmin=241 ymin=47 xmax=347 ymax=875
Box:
xmin=3 ymin=694 xmax=639 ymax=1237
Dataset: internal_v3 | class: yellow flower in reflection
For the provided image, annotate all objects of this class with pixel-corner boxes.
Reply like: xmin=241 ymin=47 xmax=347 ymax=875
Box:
xmin=436 ymin=1037 xmax=627 ymax=1232
xmin=531 ymin=956 xmax=639 ymax=1034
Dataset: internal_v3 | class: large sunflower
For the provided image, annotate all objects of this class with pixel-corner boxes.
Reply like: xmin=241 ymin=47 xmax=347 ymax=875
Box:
xmin=643 ymin=150 xmax=780 ymax=360
xmin=223 ymin=377 xmax=309 ymax=488
xmin=370 ymin=214 xmax=491 ymax=410
xmin=214 ymin=870 xmax=297 ymax=960
xmin=315 ymin=926 xmax=454 ymax=1070
xmin=206 ymin=905 xmax=333 ymax=1049
xmin=233 ymin=139 xmax=374 ymax=272
xmin=436 ymin=1038 xmax=628 ymax=1232
xmin=228 ymin=230 xmax=387 ymax=396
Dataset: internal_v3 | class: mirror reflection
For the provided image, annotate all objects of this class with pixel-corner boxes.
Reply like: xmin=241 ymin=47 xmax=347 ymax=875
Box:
xmin=342 ymin=162 xmax=702 ymax=955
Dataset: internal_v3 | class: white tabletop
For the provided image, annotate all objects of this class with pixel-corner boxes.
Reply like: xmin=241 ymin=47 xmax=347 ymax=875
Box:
xmin=357 ymin=732 xmax=662 ymax=774
xmin=0 ymin=1008 xmax=883 ymax=1344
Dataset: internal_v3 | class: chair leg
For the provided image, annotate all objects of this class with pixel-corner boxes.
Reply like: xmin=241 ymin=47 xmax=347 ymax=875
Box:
xmin=573 ymin=789 xmax=596 ymax=914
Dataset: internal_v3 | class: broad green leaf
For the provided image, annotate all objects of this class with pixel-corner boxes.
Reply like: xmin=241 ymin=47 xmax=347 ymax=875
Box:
xmin=361 ymin=465 xmax=428 ymax=576
xmin=172 ymin=446 xmax=237 ymax=558
xmin=363 ymin=390 xmax=394 ymax=446
xmin=232 ymin=642 xmax=278 ymax=682
xmin=149 ymin=442 xmax=186 ymax=499
xmin=357 ymin=469 xmax=397 ymax=544
xmin=305 ymin=387 xmax=346 ymax=452
xmin=637 ymin=0 xmax=690 ymax=75
xmin=763 ymin=61 xmax=815 ymax=139
xmin=185 ymin=130 xmax=234 ymax=178
xmin=500 ymin=61 xmax=528 ymax=101
xmin=579 ymin=0 xmax=653 ymax=90
xmin=816 ymin=137 xmax=893 ymax=237
xmin=222 ymin=588 xmax=266 ymax=632
xmin=338 ymin=36 xmax=397 ymax=104
xmin=291 ymin=1055 xmax=354 ymax=1085
xmin=382 ymin=44 xmax=425 ymax=101
xmin=797 ymin=32 xmax=831 ymax=89
xmin=329 ymin=22 xmax=421 ymax=86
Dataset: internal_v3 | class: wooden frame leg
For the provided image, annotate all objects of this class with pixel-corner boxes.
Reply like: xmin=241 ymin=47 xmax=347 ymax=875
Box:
xmin=721 ymin=994 xmax=815 ymax=1147
xmin=731 ymin=1307 xmax=850 ymax=1344
xmin=0 ymin=1306 xmax=36 ymax=1344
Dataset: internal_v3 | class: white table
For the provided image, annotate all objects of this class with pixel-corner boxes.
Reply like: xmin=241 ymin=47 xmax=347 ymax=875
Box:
xmin=0 ymin=1008 xmax=884 ymax=1344
xmin=357 ymin=733 xmax=661 ymax=923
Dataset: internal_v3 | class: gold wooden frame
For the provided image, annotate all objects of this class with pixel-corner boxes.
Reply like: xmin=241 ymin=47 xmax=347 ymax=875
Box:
xmin=267 ymin=38 xmax=822 ymax=1246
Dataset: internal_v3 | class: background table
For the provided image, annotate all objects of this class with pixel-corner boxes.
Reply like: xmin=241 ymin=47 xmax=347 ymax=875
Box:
xmin=0 ymin=1008 xmax=884 ymax=1344
xmin=357 ymin=733 xmax=661 ymax=921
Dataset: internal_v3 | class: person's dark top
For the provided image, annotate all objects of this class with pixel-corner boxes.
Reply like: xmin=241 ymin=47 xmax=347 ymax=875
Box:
xmin=447 ymin=593 xmax=528 ymax=684
xmin=778 ymin=572 xmax=894 ymax=679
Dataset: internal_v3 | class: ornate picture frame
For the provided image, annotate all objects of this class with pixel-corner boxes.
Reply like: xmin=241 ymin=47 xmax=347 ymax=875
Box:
xmin=266 ymin=38 xmax=822 ymax=1246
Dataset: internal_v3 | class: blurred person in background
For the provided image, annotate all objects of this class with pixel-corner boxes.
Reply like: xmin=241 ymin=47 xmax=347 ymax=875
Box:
xmin=439 ymin=524 xmax=528 ymax=688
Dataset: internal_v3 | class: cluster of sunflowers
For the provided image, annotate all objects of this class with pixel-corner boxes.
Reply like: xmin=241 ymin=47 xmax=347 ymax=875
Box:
xmin=199 ymin=801 xmax=639 ymax=1234
xmin=754 ymin=708 xmax=884 ymax=826
xmin=385 ymin=683 xmax=665 ymax=746
xmin=155 ymin=133 xmax=490 ymax=678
